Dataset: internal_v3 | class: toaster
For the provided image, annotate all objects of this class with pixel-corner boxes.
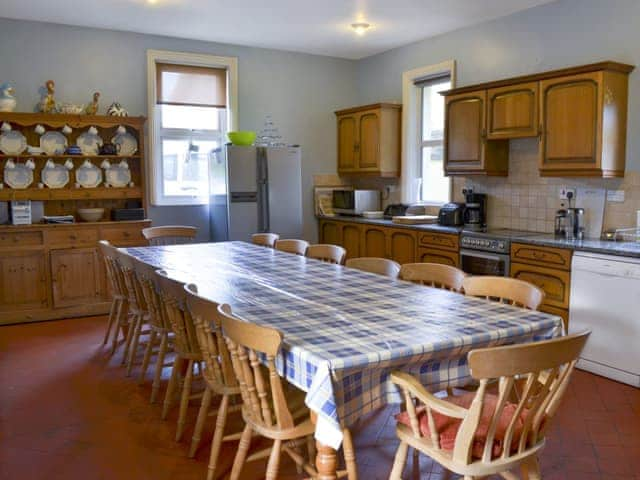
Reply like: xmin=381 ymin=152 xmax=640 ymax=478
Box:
xmin=438 ymin=202 xmax=465 ymax=226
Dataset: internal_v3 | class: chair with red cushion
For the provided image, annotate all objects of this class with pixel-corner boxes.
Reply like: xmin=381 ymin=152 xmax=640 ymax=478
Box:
xmin=389 ymin=331 xmax=590 ymax=480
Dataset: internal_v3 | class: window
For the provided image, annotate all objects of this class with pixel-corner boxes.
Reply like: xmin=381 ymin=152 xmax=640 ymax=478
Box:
xmin=417 ymin=76 xmax=451 ymax=204
xmin=147 ymin=51 xmax=238 ymax=205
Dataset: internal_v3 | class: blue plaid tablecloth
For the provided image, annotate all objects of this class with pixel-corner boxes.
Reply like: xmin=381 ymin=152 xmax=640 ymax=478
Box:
xmin=125 ymin=241 xmax=563 ymax=448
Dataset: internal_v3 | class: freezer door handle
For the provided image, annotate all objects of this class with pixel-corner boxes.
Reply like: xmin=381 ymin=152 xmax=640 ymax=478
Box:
xmin=230 ymin=192 xmax=257 ymax=203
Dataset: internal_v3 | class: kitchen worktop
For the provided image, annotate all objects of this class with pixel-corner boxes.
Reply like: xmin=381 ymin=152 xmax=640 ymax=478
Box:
xmin=318 ymin=215 xmax=640 ymax=258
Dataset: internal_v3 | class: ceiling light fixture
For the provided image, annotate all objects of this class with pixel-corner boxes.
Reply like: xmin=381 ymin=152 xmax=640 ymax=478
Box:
xmin=350 ymin=22 xmax=371 ymax=35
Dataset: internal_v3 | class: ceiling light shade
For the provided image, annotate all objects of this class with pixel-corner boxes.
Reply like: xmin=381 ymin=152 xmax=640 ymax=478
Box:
xmin=350 ymin=22 xmax=371 ymax=35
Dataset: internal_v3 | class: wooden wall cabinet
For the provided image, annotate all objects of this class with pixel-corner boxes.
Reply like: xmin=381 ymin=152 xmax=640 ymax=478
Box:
xmin=335 ymin=103 xmax=401 ymax=177
xmin=444 ymin=90 xmax=509 ymax=176
xmin=487 ymin=82 xmax=539 ymax=139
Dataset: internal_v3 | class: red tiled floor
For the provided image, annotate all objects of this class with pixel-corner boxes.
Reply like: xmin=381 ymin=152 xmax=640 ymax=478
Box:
xmin=1 ymin=316 xmax=639 ymax=479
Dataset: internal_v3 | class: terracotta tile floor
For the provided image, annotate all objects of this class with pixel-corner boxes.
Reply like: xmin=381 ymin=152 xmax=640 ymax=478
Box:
xmin=1 ymin=316 xmax=639 ymax=480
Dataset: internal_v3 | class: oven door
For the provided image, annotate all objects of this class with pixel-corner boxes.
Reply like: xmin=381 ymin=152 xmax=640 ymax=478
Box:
xmin=460 ymin=249 xmax=510 ymax=277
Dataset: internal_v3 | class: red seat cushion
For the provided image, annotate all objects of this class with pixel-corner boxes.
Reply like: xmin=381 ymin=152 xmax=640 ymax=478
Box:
xmin=395 ymin=391 xmax=528 ymax=459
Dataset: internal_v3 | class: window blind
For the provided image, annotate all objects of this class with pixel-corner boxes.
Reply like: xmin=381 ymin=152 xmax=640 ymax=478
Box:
xmin=156 ymin=63 xmax=227 ymax=108
xmin=413 ymin=73 xmax=451 ymax=88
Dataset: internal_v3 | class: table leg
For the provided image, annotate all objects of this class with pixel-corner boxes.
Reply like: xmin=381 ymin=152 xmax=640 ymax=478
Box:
xmin=310 ymin=412 xmax=338 ymax=480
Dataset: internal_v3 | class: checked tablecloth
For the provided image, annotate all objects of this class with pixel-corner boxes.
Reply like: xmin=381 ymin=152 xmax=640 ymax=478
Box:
xmin=125 ymin=241 xmax=563 ymax=448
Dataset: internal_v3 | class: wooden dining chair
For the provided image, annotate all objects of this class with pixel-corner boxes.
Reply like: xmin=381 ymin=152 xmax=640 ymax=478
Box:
xmin=346 ymin=257 xmax=401 ymax=278
xmin=389 ymin=331 xmax=590 ymax=480
xmin=399 ymin=263 xmax=466 ymax=292
xmin=154 ymin=270 xmax=205 ymax=442
xmin=98 ymin=240 xmax=129 ymax=352
xmin=142 ymin=225 xmax=198 ymax=246
xmin=218 ymin=303 xmax=358 ymax=480
xmin=275 ymin=238 xmax=309 ymax=256
xmin=184 ymin=284 xmax=244 ymax=479
xmin=463 ymin=276 xmax=545 ymax=310
xmin=251 ymin=232 xmax=280 ymax=248
xmin=133 ymin=258 xmax=175 ymax=403
xmin=306 ymin=244 xmax=346 ymax=265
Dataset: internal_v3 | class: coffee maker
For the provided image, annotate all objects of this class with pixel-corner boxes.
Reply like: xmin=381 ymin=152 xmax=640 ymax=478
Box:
xmin=462 ymin=189 xmax=487 ymax=231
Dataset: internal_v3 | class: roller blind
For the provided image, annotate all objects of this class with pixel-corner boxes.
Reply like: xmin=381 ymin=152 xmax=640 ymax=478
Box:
xmin=156 ymin=63 xmax=227 ymax=108
xmin=414 ymin=73 xmax=450 ymax=88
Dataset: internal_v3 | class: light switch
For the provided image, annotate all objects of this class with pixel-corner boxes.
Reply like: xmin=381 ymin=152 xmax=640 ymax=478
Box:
xmin=607 ymin=190 xmax=625 ymax=202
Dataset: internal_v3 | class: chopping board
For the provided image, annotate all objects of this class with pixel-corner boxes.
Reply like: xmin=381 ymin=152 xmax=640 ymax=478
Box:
xmin=392 ymin=215 xmax=438 ymax=225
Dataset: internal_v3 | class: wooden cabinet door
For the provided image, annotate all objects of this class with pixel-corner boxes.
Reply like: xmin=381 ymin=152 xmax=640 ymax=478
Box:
xmin=539 ymin=72 xmax=602 ymax=173
xmin=0 ymin=250 xmax=48 ymax=312
xmin=487 ymin=82 xmax=539 ymax=139
xmin=358 ymin=110 xmax=380 ymax=170
xmin=417 ymin=247 xmax=459 ymax=267
xmin=337 ymin=114 xmax=357 ymax=171
xmin=50 ymin=248 xmax=103 ymax=308
xmin=510 ymin=262 xmax=571 ymax=309
xmin=362 ymin=225 xmax=388 ymax=258
xmin=445 ymin=90 xmax=487 ymax=172
xmin=387 ymin=229 xmax=416 ymax=265
xmin=319 ymin=220 xmax=341 ymax=245
xmin=341 ymin=223 xmax=362 ymax=260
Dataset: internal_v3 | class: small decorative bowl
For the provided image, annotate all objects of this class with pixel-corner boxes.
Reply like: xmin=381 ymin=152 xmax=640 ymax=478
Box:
xmin=59 ymin=103 xmax=85 ymax=115
xmin=227 ymin=131 xmax=257 ymax=146
xmin=77 ymin=207 xmax=104 ymax=222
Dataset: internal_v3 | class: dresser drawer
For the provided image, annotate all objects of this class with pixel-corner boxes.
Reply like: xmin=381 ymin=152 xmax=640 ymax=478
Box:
xmin=511 ymin=242 xmax=572 ymax=270
xmin=0 ymin=231 xmax=43 ymax=247
xmin=46 ymin=228 xmax=98 ymax=247
xmin=99 ymin=226 xmax=147 ymax=246
xmin=418 ymin=232 xmax=459 ymax=252
xmin=510 ymin=262 xmax=571 ymax=309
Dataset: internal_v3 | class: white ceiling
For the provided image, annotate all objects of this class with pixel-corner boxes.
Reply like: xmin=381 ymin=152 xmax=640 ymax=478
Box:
xmin=0 ymin=0 xmax=556 ymax=59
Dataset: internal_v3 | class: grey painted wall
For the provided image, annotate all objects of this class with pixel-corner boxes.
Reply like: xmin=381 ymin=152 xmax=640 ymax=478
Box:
xmin=0 ymin=17 xmax=357 ymax=241
xmin=356 ymin=0 xmax=640 ymax=171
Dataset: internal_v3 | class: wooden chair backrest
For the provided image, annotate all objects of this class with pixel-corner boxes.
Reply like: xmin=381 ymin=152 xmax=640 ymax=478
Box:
xmin=218 ymin=304 xmax=295 ymax=430
xmin=98 ymin=240 xmax=126 ymax=296
xmin=184 ymin=284 xmax=237 ymax=391
xmin=463 ymin=276 xmax=545 ymax=310
xmin=345 ymin=257 xmax=401 ymax=278
xmin=399 ymin=263 xmax=466 ymax=292
xmin=275 ymin=239 xmax=309 ymax=256
xmin=132 ymin=258 xmax=168 ymax=330
xmin=142 ymin=226 xmax=198 ymax=246
xmin=114 ymin=249 xmax=146 ymax=311
xmin=251 ymin=233 xmax=280 ymax=248
xmin=306 ymin=244 xmax=346 ymax=265
xmin=154 ymin=270 xmax=201 ymax=358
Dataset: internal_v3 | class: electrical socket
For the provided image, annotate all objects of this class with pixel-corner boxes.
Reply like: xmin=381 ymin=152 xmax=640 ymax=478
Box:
xmin=558 ymin=187 xmax=576 ymax=200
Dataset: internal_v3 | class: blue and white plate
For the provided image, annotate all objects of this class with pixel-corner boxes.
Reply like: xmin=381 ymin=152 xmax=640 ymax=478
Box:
xmin=76 ymin=131 xmax=103 ymax=156
xmin=0 ymin=131 xmax=27 ymax=155
xmin=4 ymin=163 xmax=33 ymax=189
xmin=40 ymin=131 xmax=68 ymax=155
xmin=76 ymin=160 xmax=102 ymax=188
xmin=111 ymin=132 xmax=137 ymax=156
xmin=41 ymin=162 xmax=70 ymax=188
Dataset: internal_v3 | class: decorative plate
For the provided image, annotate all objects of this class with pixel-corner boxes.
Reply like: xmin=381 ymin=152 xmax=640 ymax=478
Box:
xmin=104 ymin=163 xmax=131 ymax=188
xmin=40 ymin=131 xmax=68 ymax=155
xmin=41 ymin=163 xmax=70 ymax=189
xmin=111 ymin=132 xmax=137 ymax=156
xmin=76 ymin=131 xmax=104 ymax=155
xmin=0 ymin=131 xmax=27 ymax=155
xmin=76 ymin=160 xmax=102 ymax=188
xmin=4 ymin=163 xmax=33 ymax=189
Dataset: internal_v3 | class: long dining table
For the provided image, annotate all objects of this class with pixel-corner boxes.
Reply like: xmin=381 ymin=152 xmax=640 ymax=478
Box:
xmin=125 ymin=241 xmax=564 ymax=479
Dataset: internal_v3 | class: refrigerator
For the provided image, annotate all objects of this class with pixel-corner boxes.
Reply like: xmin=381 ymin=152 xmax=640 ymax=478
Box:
xmin=209 ymin=145 xmax=303 ymax=242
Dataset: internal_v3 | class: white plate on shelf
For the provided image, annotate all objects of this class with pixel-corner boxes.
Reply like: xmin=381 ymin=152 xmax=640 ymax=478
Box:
xmin=76 ymin=160 xmax=102 ymax=188
xmin=40 ymin=131 xmax=68 ymax=155
xmin=41 ymin=163 xmax=70 ymax=188
xmin=111 ymin=132 xmax=137 ymax=156
xmin=0 ymin=131 xmax=27 ymax=155
xmin=4 ymin=163 xmax=33 ymax=189
xmin=105 ymin=163 xmax=131 ymax=187
xmin=76 ymin=131 xmax=103 ymax=156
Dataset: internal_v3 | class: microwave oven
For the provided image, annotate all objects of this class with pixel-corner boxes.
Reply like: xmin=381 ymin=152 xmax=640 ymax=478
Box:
xmin=332 ymin=190 xmax=380 ymax=215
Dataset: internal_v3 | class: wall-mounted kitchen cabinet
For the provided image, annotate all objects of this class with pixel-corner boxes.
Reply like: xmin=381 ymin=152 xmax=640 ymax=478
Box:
xmin=335 ymin=103 xmax=401 ymax=177
xmin=442 ymin=61 xmax=634 ymax=178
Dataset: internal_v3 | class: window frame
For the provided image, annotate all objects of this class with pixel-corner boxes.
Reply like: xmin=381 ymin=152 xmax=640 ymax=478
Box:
xmin=146 ymin=50 xmax=238 ymax=206
xmin=400 ymin=60 xmax=456 ymax=206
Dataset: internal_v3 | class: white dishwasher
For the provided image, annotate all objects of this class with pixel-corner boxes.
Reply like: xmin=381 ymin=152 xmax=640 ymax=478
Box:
xmin=569 ymin=251 xmax=640 ymax=387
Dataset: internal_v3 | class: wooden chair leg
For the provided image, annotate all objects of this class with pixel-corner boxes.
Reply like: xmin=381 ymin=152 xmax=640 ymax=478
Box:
xmin=229 ymin=424 xmax=253 ymax=480
xmin=121 ymin=312 xmax=138 ymax=365
xmin=138 ymin=329 xmax=157 ymax=385
xmin=189 ymin=386 xmax=213 ymax=457
xmin=111 ymin=299 xmax=127 ymax=355
xmin=162 ymin=356 xmax=182 ymax=420
xmin=175 ymin=359 xmax=195 ymax=442
xmin=389 ymin=440 xmax=408 ymax=480
xmin=265 ymin=439 xmax=282 ymax=480
xmin=521 ymin=456 xmax=542 ymax=480
xmin=126 ymin=315 xmax=143 ymax=376
xmin=150 ymin=332 xmax=168 ymax=404
xmin=205 ymin=394 xmax=230 ymax=480
xmin=306 ymin=435 xmax=316 ymax=465
xmin=102 ymin=298 xmax=117 ymax=345
xmin=342 ymin=428 xmax=358 ymax=480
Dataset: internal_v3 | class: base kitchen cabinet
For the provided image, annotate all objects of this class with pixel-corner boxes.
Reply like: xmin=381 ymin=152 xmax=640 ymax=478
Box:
xmin=417 ymin=231 xmax=460 ymax=267
xmin=341 ymin=223 xmax=363 ymax=260
xmin=417 ymin=247 xmax=459 ymax=267
xmin=387 ymin=228 xmax=417 ymax=265
xmin=0 ymin=250 xmax=48 ymax=312
xmin=50 ymin=248 xmax=103 ymax=308
xmin=361 ymin=224 xmax=388 ymax=258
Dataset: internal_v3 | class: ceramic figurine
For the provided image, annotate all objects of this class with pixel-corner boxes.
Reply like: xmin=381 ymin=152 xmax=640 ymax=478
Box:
xmin=85 ymin=92 xmax=100 ymax=115
xmin=0 ymin=83 xmax=17 ymax=112
xmin=107 ymin=102 xmax=128 ymax=117
xmin=39 ymin=80 xmax=57 ymax=113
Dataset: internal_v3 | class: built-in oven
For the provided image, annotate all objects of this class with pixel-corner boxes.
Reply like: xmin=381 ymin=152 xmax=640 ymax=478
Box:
xmin=460 ymin=249 xmax=510 ymax=277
